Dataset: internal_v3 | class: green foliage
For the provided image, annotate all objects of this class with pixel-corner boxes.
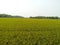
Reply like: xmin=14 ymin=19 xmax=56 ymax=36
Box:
xmin=0 ymin=18 xmax=60 ymax=45
xmin=30 ymin=16 xmax=59 ymax=19
xmin=0 ymin=14 xmax=24 ymax=18
xmin=0 ymin=14 xmax=11 ymax=17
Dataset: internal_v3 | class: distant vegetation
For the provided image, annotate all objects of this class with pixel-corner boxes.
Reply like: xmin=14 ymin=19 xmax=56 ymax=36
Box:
xmin=30 ymin=16 xmax=59 ymax=19
xmin=0 ymin=14 xmax=60 ymax=19
xmin=0 ymin=14 xmax=24 ymax=18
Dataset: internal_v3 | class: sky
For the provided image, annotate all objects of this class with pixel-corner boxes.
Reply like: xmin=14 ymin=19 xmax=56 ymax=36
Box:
xmin=0 ymin=0 xmax=60 ymax=17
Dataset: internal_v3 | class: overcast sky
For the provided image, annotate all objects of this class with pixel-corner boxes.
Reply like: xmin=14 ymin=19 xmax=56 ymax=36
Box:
xmin=0 ymin=0 xmax=60 ymax=17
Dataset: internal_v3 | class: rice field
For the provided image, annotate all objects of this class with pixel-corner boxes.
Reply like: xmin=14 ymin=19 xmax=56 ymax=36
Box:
xmin=0 ymin=18 xmax=60 ymax=45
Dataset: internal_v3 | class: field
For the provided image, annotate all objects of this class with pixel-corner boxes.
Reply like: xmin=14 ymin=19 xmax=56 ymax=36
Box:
xmin=0 ymin=18 xmax=60 ymax=45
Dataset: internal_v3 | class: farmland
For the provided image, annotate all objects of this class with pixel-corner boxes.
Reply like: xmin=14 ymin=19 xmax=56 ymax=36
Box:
xmin=0 ymin=18 xmax=60 ymax=45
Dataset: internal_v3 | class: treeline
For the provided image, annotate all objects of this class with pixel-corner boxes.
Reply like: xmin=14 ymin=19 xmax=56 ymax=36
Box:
xmin=30 ymin=16 xmax=59 ymax=19
xmin=0 ymin=14 xmax=24 ymax=18
xmin=0 ymin=14 xmax=60 ymax=19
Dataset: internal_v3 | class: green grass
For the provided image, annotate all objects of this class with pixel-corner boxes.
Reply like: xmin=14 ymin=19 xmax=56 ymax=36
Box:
xmin=0 ymin=18 xmax=60 ymax=45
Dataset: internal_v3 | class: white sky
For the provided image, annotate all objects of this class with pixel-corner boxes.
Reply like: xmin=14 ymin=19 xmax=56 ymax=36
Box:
xmin=0 ymin=0 xmax=60 ymax=17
